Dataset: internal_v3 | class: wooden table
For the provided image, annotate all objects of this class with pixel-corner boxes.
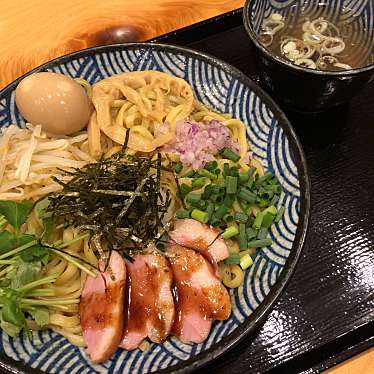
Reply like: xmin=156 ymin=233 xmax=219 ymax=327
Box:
xmin=0 ymin=1 xmax=373 ymax=372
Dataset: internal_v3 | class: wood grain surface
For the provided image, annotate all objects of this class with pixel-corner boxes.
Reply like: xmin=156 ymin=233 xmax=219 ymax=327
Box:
xmin=0 ymin=0 xmax=243 ymax=89
xmin=0 ymin=1 xmax=373 ymax=373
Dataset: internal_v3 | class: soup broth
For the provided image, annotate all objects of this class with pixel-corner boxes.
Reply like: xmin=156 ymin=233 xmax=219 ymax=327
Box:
xmin=258 ymin=9 xmax=372 ymax=71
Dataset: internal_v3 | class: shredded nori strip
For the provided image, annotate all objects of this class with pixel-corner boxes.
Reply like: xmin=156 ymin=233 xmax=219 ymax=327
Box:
xmin=47 ymin=150 xmax=172 ymax=259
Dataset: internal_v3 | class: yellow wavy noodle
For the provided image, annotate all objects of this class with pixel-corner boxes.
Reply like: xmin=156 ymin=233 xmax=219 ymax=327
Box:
xmin=223 ymin=119 xmax=248 ymax=158
xmin=251 ymin=158 xmax=265 ymax=176
xmin=90 ymin=71 xmax=194 ymax=155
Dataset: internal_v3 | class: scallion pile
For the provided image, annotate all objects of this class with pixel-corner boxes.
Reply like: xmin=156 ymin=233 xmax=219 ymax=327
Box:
xmin=174 ymin=148 xmax=285 ymax=268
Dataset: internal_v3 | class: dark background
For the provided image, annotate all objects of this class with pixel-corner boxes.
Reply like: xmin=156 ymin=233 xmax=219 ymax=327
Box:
xmin=155 ymin=9 xmax=374 ymax=373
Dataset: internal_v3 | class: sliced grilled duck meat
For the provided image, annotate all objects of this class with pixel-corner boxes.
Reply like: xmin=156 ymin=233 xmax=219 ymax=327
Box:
xmin=166 ymin=245 xmax=231 ymax=344
xmin=80 ymin=251 xmax=126 ymax=363
xmin=120 ymin=250 xmax=174 ymax=350
xmin=169 ymin=219 xmax=229 ymax=265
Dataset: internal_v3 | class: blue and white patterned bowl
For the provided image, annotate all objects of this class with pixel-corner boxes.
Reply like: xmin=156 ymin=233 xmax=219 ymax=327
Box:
xmin=0 ymin=43 xmax=310 ymax=374
xmin=243 ymin=0 xmax=374 ymax=111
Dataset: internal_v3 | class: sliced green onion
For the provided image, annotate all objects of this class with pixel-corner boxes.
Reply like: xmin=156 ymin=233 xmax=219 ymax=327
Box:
xmin=223 ymin=194 xmax=235 ymax=208
xmin=176 ymin=210 xmax=191 ymax=219
xmin=258 ymin=198 xmax=270 ymax=208
xmin=270 ymin=195 xmax=279 ymax=205
xmin=180 ymin=183 xmax=192 ymax=198
xmin=223 ymin=214 xmax=234 ymax=222
xmin=214 ymin=204 xmax=229 ymax=220
xmin=224 ymin=252 xmax=241 ymax=265
xmin=174 ymin=163 xmax=183 ymax=174
xmin=210 ymin=193 xmax=219 ymax=202
xmin=238 ymin=188 xmax=257 ymax=203
xmin=202 ymin=185 xmax=213 ymax=200
xmin=199 ymin=169 xmax=217 ymax=180
xmin=211 ymin=218 xmax=221 ymax=227
xmin=183 ymin=170 xmax=195 ymax=178
xmin=275 ymin=206 xmax=285 ymax=223
xmin=214 ymin=168 xmax=221 ymax=175
xmin=264 ymin=205 xmax=277 ymax=215
xmin=238 ymin=199 xmax=249 ymax=212
xmin=239 ymin=172 xmax=249 ymax=184
xmin=265 ymin=184 xmax=282 ymax=193
xmin=257 ymin=227 xmax=268 ymax=239
xmin=212 ymin=185 xmax=221 ymax=194
xmin=247 ymin=238 xmax=272 ymax=248
xmin=262 ymin=212 xmax=276 ymax=228
xmin=206 ymin=202 xmax=214 ymax=221
xmin=204 ymin=161 xmax=218 ymax=171
xmin=225 ymin=176 xmax=238 ymax=194
xmin=239 ymin=223 xmax=247 ymax=250
xmin=248 ymin=167 xmax=256 ymax=177
xmin=198 ymin=200 xmax=208 ymax=210
xmin=253 ymin=211 xmax=264 ymax=230
xmin=221 ymin=226 xmax=239 ymax=240
xmin=234 ymin=212 xmax=249 ymax=223
xmin=240 ymin=254 xmax=253 ymax=270
xmin=221 ymin=148 xmax=240 ymax=162
xmin=186 ymin=192 xmax=201 ymax=205
xmin=246 ymin=227 xmax=257 ymax=240
xmin=192 ymin=177 xmax=207 ymax=189
xmin=191 ymin=209 xmax=209 ymax=224
xmin=255 ymin=174 xmax=271 ymax=188
xmin=265 ymin=172 xmax=274 ymax=179
xmin=246 ymin=177 xmax=255 ymax=189
xmin=230 ymin=167 xmax=239 ymax=177
xmin=223 ymin=163 xmax=230 ymax=177
xmin=216 ymin=195 xmax=224 ymax=204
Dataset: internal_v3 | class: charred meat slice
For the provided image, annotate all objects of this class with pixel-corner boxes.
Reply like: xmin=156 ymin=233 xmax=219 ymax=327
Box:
xmin=169 ymin=219 xmax=229 ymax=266
xmin=166 ymin=245 xmax=231 ymax=344
xmin=120 ymin=249 xmax=174 ymax=350
xmin=80 ymin=251 xmax=126 ymax=363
